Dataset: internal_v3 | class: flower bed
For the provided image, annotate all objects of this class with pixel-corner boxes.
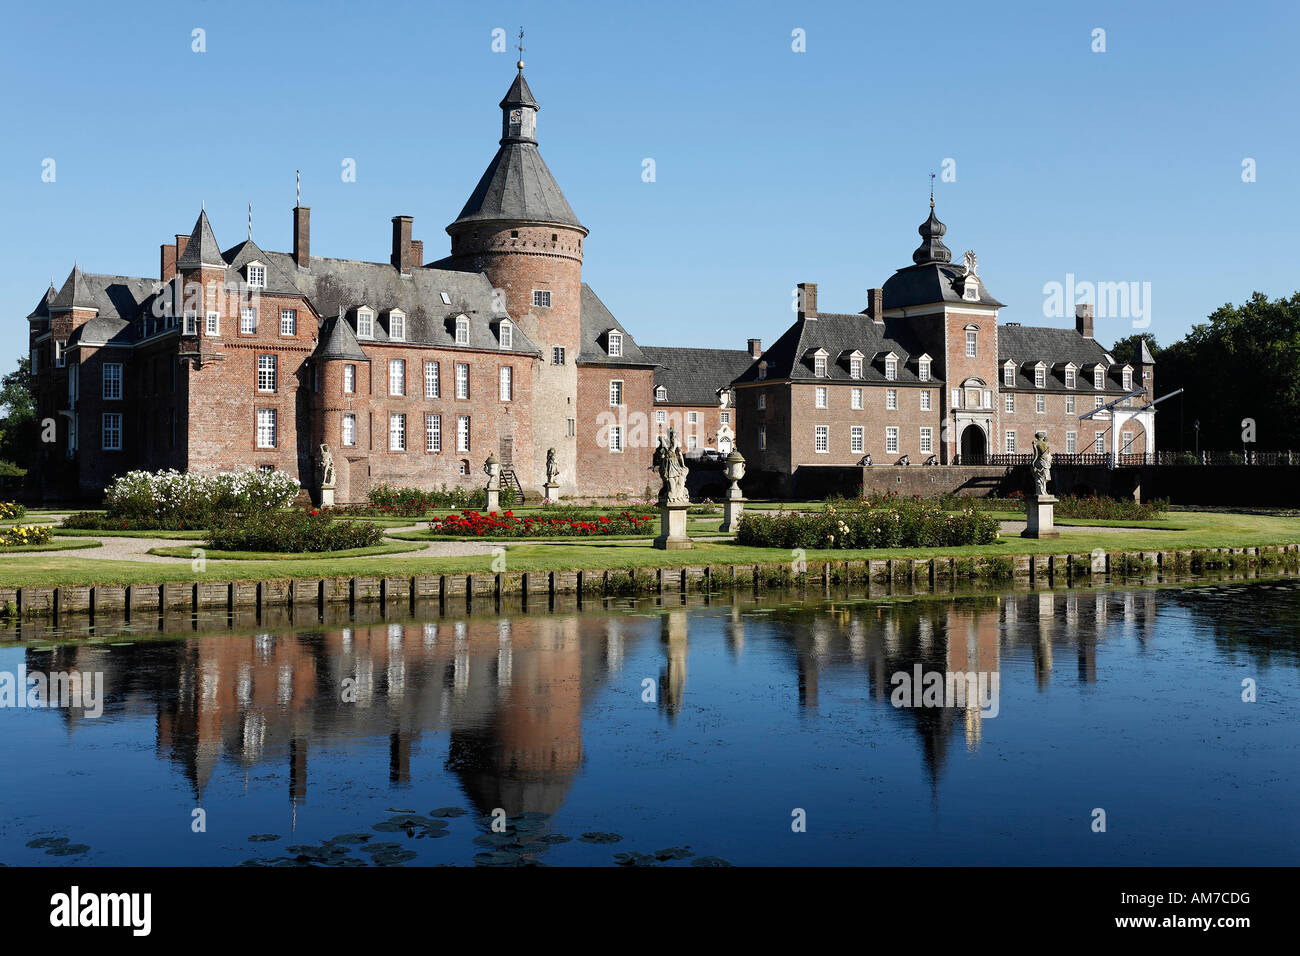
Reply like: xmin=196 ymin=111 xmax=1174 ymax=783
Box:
xmin=428 ymin=510 xmax=656 ymax=538
xmin=0 ymin=524 xmax=52 ymax=547
xmin=736 ymin=501 xmax=999 ymax=550
xmin=208 ymin=511 xmax=385 ymax=553
xmin=79 ymin=468 xmax=301 ymax=530
xmin=0 ymin=501 xmax=27 ymax=521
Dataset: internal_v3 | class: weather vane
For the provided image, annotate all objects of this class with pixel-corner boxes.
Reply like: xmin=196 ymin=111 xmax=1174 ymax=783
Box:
xmin=929 ymin=172 xmax=936 ymax=208
xmin=517 ymin=27 xmax=525 ymax=69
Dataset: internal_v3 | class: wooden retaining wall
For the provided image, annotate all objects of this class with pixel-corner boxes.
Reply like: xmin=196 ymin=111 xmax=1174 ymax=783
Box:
xmin=2 ymin=544 xmax=1297 ymax=623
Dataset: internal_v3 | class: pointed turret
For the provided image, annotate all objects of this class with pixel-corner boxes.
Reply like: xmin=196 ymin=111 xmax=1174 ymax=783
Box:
xmin=27 ymin=281 xmax=57 ymax=320
xmin=50 ymin=264 xmax=97 ymax=313
xmin=177 ymin=209 xmax=224 ymax=270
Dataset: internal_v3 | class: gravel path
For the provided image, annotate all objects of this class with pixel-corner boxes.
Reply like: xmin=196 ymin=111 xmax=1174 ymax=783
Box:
xmin=996 ymin=520 xmax=1152 ymax=535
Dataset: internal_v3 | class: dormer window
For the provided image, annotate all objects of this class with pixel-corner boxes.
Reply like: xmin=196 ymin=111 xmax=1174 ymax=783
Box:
xmin=1122 ymin=367 xmax=1132 ymax=390
xmin=1003 ymin=362 xmax=1015 ymax=388
xmin=849 ymin=354 xmax=863 ymax=379
xmin=758 ymin=361 xmax=768 ymax=381
xmin=499 ymin=320 xmax=513 ymax=350
xmin=962 ymin=275 xmax=979 ymax=302
xmin=1034 ymin=365 xmax=1046 ymax=388
xmin=608 ymin=331 xmax=623 ymax=357
xmin=389 ymin=310 xmax=406 ymax=342
xmin=440 ymin=291 xmax=452 ymax=305
xmin=246 ymin=263 xmax=266 ymax=289
xmin=1065 ymin=366 xmax=1077 ymax=389
xmin=356 ymin=309 xmax=374 ymax=339
xmin=655 ymin=385 xmax=667 ymax=402
xmin=884 ymin=356 xmax=897 ymax=381
xmin=1094 ymin=366 xmax=1105 ymax=389
xmin=918 ymin=356 xmax=931 ymax=382
xmin=814 ymin=355 xmax=827 ymax=377
xmin=455 ymin=315 xmax=469 ymax=345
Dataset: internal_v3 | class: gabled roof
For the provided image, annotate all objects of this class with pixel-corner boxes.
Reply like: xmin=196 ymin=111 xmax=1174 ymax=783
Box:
xmin=641 ymin=346 xmax=756 ymax=406
xmin=998 ymin=324 xmax=1134 ymax=392
xmin=733 ymin=312 xmax=942 ymax=386
xmin=577 ymin=284 xmax=653 ymax=367
xmin=223 ymin=239 xmax=301 ymax=296
xmin=177 ymin=209 xmax=223 ymax=268
xmin=51 ymin=265 xmax=98 ymax=312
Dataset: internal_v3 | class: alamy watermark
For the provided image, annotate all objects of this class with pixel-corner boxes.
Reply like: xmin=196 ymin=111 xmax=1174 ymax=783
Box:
xmin=1043 ymin=273 xmax=1152 ymax=328
xmin=0 ymin=668 xmax=104 ymax=718
xmin=890 ymin=665 xmax=999 ymax=717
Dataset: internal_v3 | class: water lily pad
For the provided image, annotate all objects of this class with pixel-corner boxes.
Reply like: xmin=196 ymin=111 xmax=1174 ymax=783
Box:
xmin=579 ymin=831 xmax=623 ymax=844
xmin=653 ymin=846 xmax=695 ymax=861
xmin=47 ymin=844 xmax=90 ymax=856
xmin=534 ymin=833 xmax=572 ymax=845
xmin=429 ymin=807 xmax=468 ymax=818
xmin=247 ymin=833 xmax=280 ymax=843
xmin=473 ymin=833 xmax=518 ymax=848
xmin=27 ymin=837 xmax=68 ymax=849
xmin=690 ymin=856 xmax=734 ymax=867
xmin=324 ymin=833 xmax=371 ymax=845
xmin=474 ymin=850 xmax=523 ymax=867
xmin=612 ymin=851 xmax=657 ymax=866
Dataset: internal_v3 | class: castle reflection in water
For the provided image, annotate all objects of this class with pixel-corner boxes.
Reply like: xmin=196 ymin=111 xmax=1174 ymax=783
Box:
xmin=26 ymin=589 xmax=1165 ymax=816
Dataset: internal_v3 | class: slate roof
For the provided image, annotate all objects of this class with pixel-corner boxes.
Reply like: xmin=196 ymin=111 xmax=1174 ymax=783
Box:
xmin=28 ymin=282 xmax=56 ymax=320
xmin=732 ymin=312 xmax=942 ymax=386
xmin=50 ymin=265 xmax=99 ymax=311
xmin=577 ymin=284 xmax=654 ymax=367
xmin=641 ymin=346 xmax=755 ymax=406
xmin=500 ymin=70 xmax=539 ymax=109
xmin=177 ymin=209 xmax=224 ymax=268
xmin=50 ymin=272 xmax=158 ymax=346
xmin=223 ymin=239 xmax=301 ymax=296
xmin=998 ymin=324 xmax=1138 ymax=392
xmin=882 ymin=262 xmax=1004 ymax=309
xmin=312 ymin=314 xmax=371 ymax=362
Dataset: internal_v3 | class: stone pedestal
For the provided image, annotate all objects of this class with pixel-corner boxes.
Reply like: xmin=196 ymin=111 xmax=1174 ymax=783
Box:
xmin=720 ymin=496 xmax=745 ymax=534
xmin=485 ymin=487 xmax=500 ymax=512
xmin=654 ymin=504 xmax=693 ymax=550
xmin=542 ymin=482 xmax=559 ymax=505
xmin=1021 ymin=494 xmax=1059 ymax=538
xmin=320 ymin=487 xmax=335 ymax=508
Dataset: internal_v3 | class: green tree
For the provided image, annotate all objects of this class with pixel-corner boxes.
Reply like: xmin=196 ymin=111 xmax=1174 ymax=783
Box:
xmin=1109 ymin=332 xmax=1160 ymax=366
xmin=0 ymin=356 xmax=37 ymax=470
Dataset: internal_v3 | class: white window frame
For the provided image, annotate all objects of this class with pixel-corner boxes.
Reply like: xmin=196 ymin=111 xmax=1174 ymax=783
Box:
xmin=1066 ymin=431 xmax=1077 ymax=454
xmin=814 ymin=355 xmax=827 ymax=378
xmin=356 ymin=309 xmax=373 ymax=339
xmin=343 ymin=364 xmax=356 ymax=394
xmin=1035 ymin=366 xmax=1046 ymax=388
xmin=608 ymin=331 xmax=623 ymax=357
xmin=389 ymin=413 xmax=406 ymax=451
xmin=389 ymin=359 xmax=405 ymax=396
xmin=184 ymin=311 xmax=198 ymax=335
xmin=920 ymin=389 xmax=931 ymax=411
xmin=920 ymin=427 xmax=933 ymax=454
xmin=389 ymin=310 xmax=406 ymax=342
xmin=342 ymin=413 xmax=356 ymax=447
xmin=1066 ymin=395 xmax=1075 ymax=414
xmin=257 ymin=354 xmax=277 ymax=393
xmin=455 ymin=316 xmax=469 ymax=345
xmin=424 ymin=361 xmax=440 ymax=398
xmin=610 ymin=379 xmax=624 ymax=407
xmin=815 ymin=386 xmax=827 ymax=409
xmin=610 ymin=424 xmax=625 ymax=453
xmin=849 ymin=356 xmax=862 ymax=379
xmin=1036 ymin=394 xmax=1045 ymax=414
xmin=499 ymin=365 xmax=513 ymax=402
xmin=54 ymin=340 xmax=66 ymax=368
xmin=1094 ymin=367 xmax=1105 ymax=389
xmin=457 ymin=414 xmax=470 ymax=452
xmin=886 ymin=388 xmax=897 ymax=410
xmin=102 ymin=412 xmax=122 ymax=451
xmin=426 ymin=414 xmax=441 ymax=452
xmin=720 ymin=411 xmax=730 ymax=425
xmin=240 ymin=307 xmax=257 ymax=334
xmin=102 ymin=362 xmax=123 ymax=400
xmin=206 ymin=312 xmax=220 ymax=335
xmin=885 ymin=357 xmax=897 ymax=381
xmin=758 ymin=393 xmax=766 ymax=411
xmin=499 ymin=321 xmax=513 ymax=350
xmin=1005 ymin=430 xmax=1016 ymax=453
xmin=851 ymin=387 xmax=862 ymax=410
xmin=655 ymin=385 xmax=667 ymax=402
xmin=455 ymin=363 xmax=469 ymax=400
xmin=1005 ymin=393 xmax=1015 ymax=413
xmin=965 ymin=330 xmax=977 ymax=358
xmin=246 ymin=264 xmax=266 ymax=288
xmin=551 ymin=346 xmax=565 ymax=366
xmin=814 ymin=425 xmax=829 ymax=454
xmin=885 ymin=427 xmax=899 ymax=455
xmin=850 ymin=426 xmax=864 ymax=454
xmin=759 ymin=425 xmax=767 ymax=450
xmin=1065 ymin=367 xmax=1076 ymax=389
xmin=918 ymin=358 xmax=931 ymax=382
xmin=1095 ymin=431 xmax=1106 ymax=453
xmin=532 ymin=290 xmax=551 ymax=309
xmin=1122 ymin=368 xmax=1133 ymax=390
xmin=1122 ymin=430 xmax=1134 ymax=453
xmin=256 ymin=408 xmax=276 ymax=449
xmin=280 ymin=309 xmax=297 ymax=336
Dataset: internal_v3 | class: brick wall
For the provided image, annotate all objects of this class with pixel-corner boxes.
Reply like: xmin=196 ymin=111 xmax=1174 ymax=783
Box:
xmin=575 ymin=364 xmax=655 ymax=498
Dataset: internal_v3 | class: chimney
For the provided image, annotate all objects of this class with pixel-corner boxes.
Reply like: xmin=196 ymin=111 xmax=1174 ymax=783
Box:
xmin=868 ymin=288 xmax=884 ymax=325
xmin=1076 ymin=303 xmax=1094 ymax=339
xmin=747 ymin=338 xmax=762 ymax=359
xmin=391 ymin=215 xmax=414 ymax=274
xmin=409 ymin=239 xmax=423 ymax=269
xmin=175 ymin=233 xmax=190 ymax=261
xmin=293 ymin=205 xmax=311 ymax=269
xmin=160 ymin=242 xmax=177 ymax=282
xmin=797 ymin=282 xmax=818 ymax=320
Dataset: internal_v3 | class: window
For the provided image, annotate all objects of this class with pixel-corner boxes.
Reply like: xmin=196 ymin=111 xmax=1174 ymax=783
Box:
xmin=687 ymin=434 xmax=698 ymax=451
xmin=850 ymin=426 xmax=864 ymax=454
xmin=886 ymin=389 xmax=897 ymax=410
xmin=1122 ymin=368 xmax=1132 ymax=390
xmin=256 ymin=408 xmax=276 ymax=448
xmin=241 ymin=307 xmax=257 ymax=334
xmin=918 ymin=358 xmax=931 ymax=382
xmin=356 ymin=310 xmax=373 ymax=339
xmin=533 ymin=290 xmax=551 ymax=308
xmin=247 ymin=264 xmax=265 ymax=288
xmin=455 ymin=316 xmax=469 ymax=345
xmin=102 ymin=412 xmax=122 ymax=450
xmin=1005 ymin=431 xmax=1016 ymax=453
xmin=885 ymin=427 xmax=899 ymax=454
xmin=276 ymin=309 xmax=295 ymax=336
xmin=759 ymin=425 xmax=767 ymax=450
xmin=1094 ymin=367 xmax=1104 ymax=389
xmin=920 ymin=427 xmax=933 ymax=454
xmin=655 ymin=385 xmax=667 ymax=402
xmin=720 ymin=411 xmax=730 ymax=425
xmin=102 ymin=363 xmax=122 ymax=400
xmin=1095 ymin=431 xmax=1105 ymax=453
xmin=1121 ymin=431 xmax=1134 ymax=453
xmin=205 ymin=312 xmax=219 ymax=335
xmin=389 ymin=311 xmax=406 ymax=342
xmin=920 ymin=390 xmax=931 ymax=411
xmin=1066 ymin=431 xmax=1077 ymax=453
xmin=885 ymin=357 xmax=897 ymax=381
xmin=608 ymin=331 xmax=623 ymax=357
xmin=457 ymin=415 xmax=470 ymax=452
xmin=1036 ymin=394 xmax=1045 ymax=414
xmin=566 ymin=418 xmax=576 ymax=437
xmin=1035 ymin=366 xmax=1045 ymax=388
xmin=440 ymin=291 xmax=452 ymax=305
xmin=455 ymin=363 xmax=469 ymax=399
xmin=389 ymin=359 xmax=405 ymax=396
xmin=1066 ymin=395 xmax=1075 ymax=414
xmin=1065 ymin=367 xmax=1076 ymax=388
xmin=499 ymin=366 xmax=513 ymax=401
xmin=184 ymin=311 xmax=198 ymax=335
xmin=458 ymin=459 xmax=469 ymax=476
xmin=687 ymin=411 xmax=699 ymax=425
xmin=656 ymin=410 xmax=666 ymax=426
xmin=1005 ymin=393 xmax=1015 ymax=413
xmin=610 ymin=424 xmax=624 ymax=453
xmin=758 ymin=361 xmax=767 ymax=380
xmin=343 ymin=364 xmax=356 ymax=394
xmin=610 ymin=380 xmax=624 ymax=407
xmin=426 ymin=414 xmax=441 ymax=452
xmin=342 ymin=413 xmax=356 ymax=447
xmin=551 ymin=346 xmax=565 ymax=365
xmin=814 ymin=425 xmax=829 ymax=454
xmin=389 ymin=413 xmax=406 ymax=451
xmin=815 ymin=386 xmax=827 ymax=409
xmin=499 ymin=321 xmax=512 ymax=350
xmin=758 ymin=393 xmax=766 ymax=410
xmin=55 ymin=340 xmax=67 ymax=367
xmin=850 ymin=355 xmax=863 ymax=379
xmin=851 ymin=387 xmax=862 ymax=410
xmin=424 ymin=361 xmax=440 ymax=398
xmin=814 ymin=355 xmax=827 ymax=377
xmin=257 ymin=355 xmax=277 ymax=392
xmin=965 ymin=330 xmax=977 ymax=357
xmin=1095 ymin=395 xmax=1104 ymax=409
xmin=68 ymin=363 xmax=78 ymax=406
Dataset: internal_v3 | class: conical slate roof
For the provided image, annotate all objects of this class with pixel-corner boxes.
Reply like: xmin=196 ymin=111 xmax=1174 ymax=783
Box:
xmin=499 ymin=70 xmax=538 ymax=109
xmin=27 ymin=281 xmax=56 ymax=319
xmin=177 ymin=209 xmax=223 ymax=268
xmin=312 ymin=313 xmax=370 ymax=362
xmin=1138 ymin=339 xmax=1156 ymax=364
xmin=51 ymin=265 xmax=97 ymax=311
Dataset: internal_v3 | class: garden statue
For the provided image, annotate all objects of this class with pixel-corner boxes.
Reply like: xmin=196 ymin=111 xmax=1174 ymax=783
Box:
xmin=1022 ymin=431 xmax=1059 ymax=538
xmin=484 ymin=453 xmax=501 ymax=511
xmin=1030 ymin=430 xmax=1052 ymax=497
xmin=543 ymin=447 xmax=561 ymax=504
xmin=318 ymin=444 xmax=336 ymax=507
xmin=653 ymin=428 xmax=692 ymax=549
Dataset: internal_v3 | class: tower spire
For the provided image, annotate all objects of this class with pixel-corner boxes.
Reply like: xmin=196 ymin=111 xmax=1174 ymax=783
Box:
xmin=516 ymin=27 xmax=525 ymax=70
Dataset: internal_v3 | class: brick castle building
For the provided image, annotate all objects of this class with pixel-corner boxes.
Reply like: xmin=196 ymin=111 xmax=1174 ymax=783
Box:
xmin=733 ymin=198 xmax=1156 ymax=494
xmin=26 ymin=64 xmax=657 ymax=502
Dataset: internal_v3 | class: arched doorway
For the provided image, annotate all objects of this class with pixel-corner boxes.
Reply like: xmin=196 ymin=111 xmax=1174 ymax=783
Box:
xmin=960 ymin=424 xmax=987 ymax=463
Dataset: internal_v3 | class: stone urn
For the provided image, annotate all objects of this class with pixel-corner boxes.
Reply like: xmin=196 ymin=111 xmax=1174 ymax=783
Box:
xmin=484 ymin=453 xmax=501 ymax=511
xmin=720 ymin=448 xmax=747 ymax=533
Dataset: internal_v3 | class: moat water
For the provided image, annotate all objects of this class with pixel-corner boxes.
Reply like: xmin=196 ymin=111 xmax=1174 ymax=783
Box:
xmin=1 ymin=577 xmax=1297 ymax=866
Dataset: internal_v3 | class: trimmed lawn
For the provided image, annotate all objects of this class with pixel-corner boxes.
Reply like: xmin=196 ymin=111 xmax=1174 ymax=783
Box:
xmin=52 ymin=527 xmax=209 ymax=539
xmin=146 ymin=541 xmax=426 ymax=561
xmin=0 ymin=539 xmax=102 ymax=554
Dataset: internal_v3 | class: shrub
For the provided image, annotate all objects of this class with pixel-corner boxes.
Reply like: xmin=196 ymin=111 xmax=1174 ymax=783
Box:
xmin=0 ymin=501 xmax=27 ymax=520
xmin=100 ymin=469 xmax=299 ymax=529
xmin=0 ymin=524 xmax=51 ymax=547
xmin=736 ymin=499 xmax=999 ymax=550
xmin=364 ymin=483 xmax=486 ymax=516
xmin=428 ymin=509 xmax=656 ymax=538
xmin=208 ymin=511 xmax=385 ymax=553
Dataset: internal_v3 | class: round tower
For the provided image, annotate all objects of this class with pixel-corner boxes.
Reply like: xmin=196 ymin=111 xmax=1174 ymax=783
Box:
xmin=446 ymin=62 xmax=588 ymax=497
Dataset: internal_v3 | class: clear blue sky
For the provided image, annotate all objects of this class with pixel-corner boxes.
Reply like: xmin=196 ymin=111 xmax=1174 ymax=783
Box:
xmin=2 ymin=0 xmax=1296 ymax=366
